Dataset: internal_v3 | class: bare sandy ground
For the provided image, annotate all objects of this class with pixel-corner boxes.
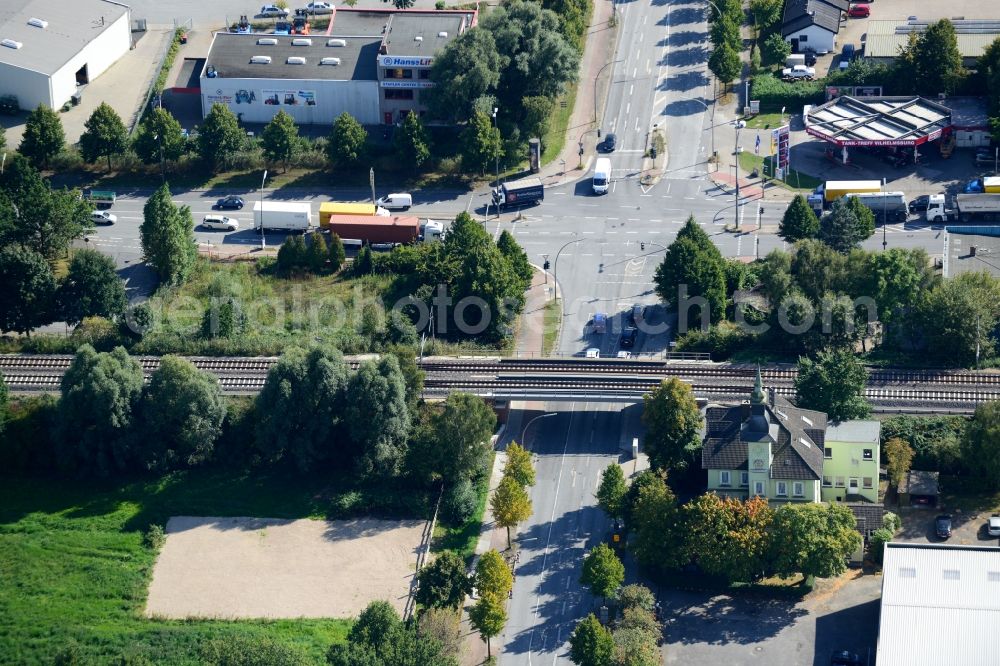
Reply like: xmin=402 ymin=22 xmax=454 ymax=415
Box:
xmin=145 ymin=516 xmax=426 ymax=619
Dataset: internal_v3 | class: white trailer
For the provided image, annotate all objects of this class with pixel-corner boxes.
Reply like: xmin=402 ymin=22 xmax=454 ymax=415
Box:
xmin=253 ymin=201 xmax=313 ymax=232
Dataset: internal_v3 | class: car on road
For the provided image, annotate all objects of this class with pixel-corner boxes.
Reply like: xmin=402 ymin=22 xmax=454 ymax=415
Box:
xmin=935 ymin=514 xmax=953 ymax=539
xmin=620 ymin=326 xmax=638 ymax=349
xmin=781 ymin=65 xmax=816 ymax=81
xmin=215 ymin=195 xmax=245 ymax=210
xmin=908 ymin=194 xmax=930 ymax=214
xmin=91 ymin=210 xmax=116 ymax=225
xmin=616 ymin=351 xmax=632 ymax=359
xmin=259 ymin=5 xmax=290 ymax=17
xmin=601 ymin=133 xmax=617 ymax=153
xmin=830 ymin=651 xmax=863 ymax=666
xmin=847 ymin=4 xmax=870 ymax=18
xmin=592 ymin=312 xmax=607 ymax=335
xmin=201 ymin=215 xmax=239 ymax=231
xmin=988 ymin=515 xmax=1000 ymax=537
xmin=301 ymin=1 xmax=334 ymax=13
xmin=585 ymin=348 xmax=601 ymax=358
xmin=628 ymin=303 xmax=644 ymax=327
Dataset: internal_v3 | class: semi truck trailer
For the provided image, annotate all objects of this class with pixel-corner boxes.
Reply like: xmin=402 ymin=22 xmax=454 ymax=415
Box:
xmin=323 ymin=215 xmax=421 ymax=244
xmin=843 ymin=191 xmax=908 ymax=223
xmin=492 ymin=177 xmax=544 ymax=210
xmin=808 ymin=180 xmax=885 ymax=214
xmin=318 ymin=202 xmax=389 ymax=227
xmin=253 ymin=201 xmax=313 ymax=232
xmin=925 ymin=193 xmax=1000 ymax=223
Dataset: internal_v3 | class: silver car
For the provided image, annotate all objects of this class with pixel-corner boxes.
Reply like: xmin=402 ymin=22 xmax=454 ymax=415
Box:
xmin=259 ymin=4 xmax=290 ymax=17
xmin=91 ymin=210 xmax=117 ymax=225
xmin=201 ymin=215 xmax=239 ymax=231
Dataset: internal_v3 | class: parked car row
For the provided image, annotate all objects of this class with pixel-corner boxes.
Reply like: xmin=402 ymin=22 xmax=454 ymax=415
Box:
xmin=258 ymin=2 xmax=333 ymax=18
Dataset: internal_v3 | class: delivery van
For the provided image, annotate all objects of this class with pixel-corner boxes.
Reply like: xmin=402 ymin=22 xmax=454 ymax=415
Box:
xmin=375 ymin=193 xmax=413 ymax=210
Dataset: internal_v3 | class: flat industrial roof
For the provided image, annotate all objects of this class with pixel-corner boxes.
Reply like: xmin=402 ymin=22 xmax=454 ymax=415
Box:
xmin=877 ymin=543 xmax=1000 ymax=666
xmin=382 ymin=13 xmax=467 ymax=56
xmin=867 ymin=19 xmax=1000 ymax=61
xmin=943 ymin=227 xmax=1000 ymax=278
xmin=805 ymin=96 xmax=952 ymax=147
xmin=0 ymin=0 xmax=129 ymax=76
xmin=204 ymin=32 xmax=380 ymax=81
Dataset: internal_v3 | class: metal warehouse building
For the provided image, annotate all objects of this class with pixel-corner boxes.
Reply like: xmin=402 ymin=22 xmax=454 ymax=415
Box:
xmin=0 ymin=0 xmax=132 ymax=111
xmin=200 ymin=9 xmax=476 ymax=126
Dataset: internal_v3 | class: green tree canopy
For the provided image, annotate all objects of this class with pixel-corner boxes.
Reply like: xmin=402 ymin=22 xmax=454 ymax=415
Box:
xmin=504 ymin=441 xmax=535 ymax=488
xmin=346 ymin=356 xmax=411 ymax=478
xmin=0 ymin=244 xmax=57 ymax=334
xmin=411 ymin=392 xmax=495 ymax=484
xmin=59 ymin=249 xmax=127 ymax=325
xmin=617 ymin=584 xmax=656 ymax=613
xmin=19 ymin=104 xmax=64 ymax=169
xmin=769 ymin=503 xmax=861 ymax=579
xmin=394 ymin=111 xmax=432 ymax=169
xmin=55 ymin=345 xmax=144 ymax=476
xmin=491 ymin=474 xmax=532 ymax=547
xmin=920 ymin=271 xmax=1000 ymax=366
xmin=751 ymin=0 xmax=783 ymax=32
xmin=629 ymin=471 xmax=686 ymax=575
xmin=140 ymin=183 xmax=197 ymax=284
xmin=641 ymin=377 xmax=703 ymax=472
xmin=415 ymin=551 xmax=471 ymax=610
xmin=497 ymin=229 xmax=533 ymax=286
xmin=348 ymin=600 xmax=402 ymax=653
xmin=596 ymin=463 xmax=628 ymax=520
xmin=654 ymin=216 xmax=726 ymax=324
xmin=79 ymin=102 xmax=129 ymax=171
xmin=132 ymin=107 xmax=187 ymax=165
xmin=865 ymin=248 xmax=937 ymax=341
xmin=911 ymin=19 xmax=966 ymax=95
xmin=795 ymin=348 xmax=871 ymax=421
xmin=427 ymin=28 xmax=502 ymax=123
xmin=327 ymin=112 xmax=367 ymax=165
xmin=963 ymin=401 xmax=1000 ymax=489
xmin=869 ymin=527 xmax=893 ymax=565
xmin=682 ymin=494 xmax=773 ymax=582
xmin=568 ymin=614 xmax=615 ymax=666
xmin=468 ymin=592 xmax=506 ymax=657
xmin=883 ymin=437 xmax=914 ymax=489
xmin=261 ymin=109 xmax=300 ymax=171
xmin=197 ymin=103 xmax=245 ymax=171
xmin=580 ymin=542 xmax=625 ymax=601
xmin=462 ymin=109 xmax=504 ymax=176
xmin=710 ymin=14 xmax=741 ymax=52
xmin=819 ymin=197 xmax=875 ymax=253
xmin=982 ymin=37 xmax=1000 ymax=116
xmin=709 ymin=42 xmax=741 ymax=89
xmin=779 ymin=195 xmax=820 ymax=242
xmin=328 ymin=233 xmax=347 ymax=272
xmin=474 ymin=549 xmax=513 ymax=598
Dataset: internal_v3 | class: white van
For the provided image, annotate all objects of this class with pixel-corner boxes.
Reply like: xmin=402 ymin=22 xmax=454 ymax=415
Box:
xmin=375 ymin=193 xmax=413 ymax=210
xmin=593 ymin=157 xmax=611 ymax=194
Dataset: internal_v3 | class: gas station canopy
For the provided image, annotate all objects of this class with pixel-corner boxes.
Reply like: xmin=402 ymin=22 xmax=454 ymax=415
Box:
xmin=805 ymin=96 xmax=952 ymax=147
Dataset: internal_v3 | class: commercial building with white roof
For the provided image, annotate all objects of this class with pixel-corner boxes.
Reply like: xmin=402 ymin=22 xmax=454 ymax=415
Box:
xmin=877 ymin=542 xmax=1000 ymax=666
xmin=0 ymin=0 xmax=131 ymax=111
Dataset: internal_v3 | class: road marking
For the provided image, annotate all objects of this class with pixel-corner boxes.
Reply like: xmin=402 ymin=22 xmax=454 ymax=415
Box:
xmin=629 ymin=84 xmax=634 ymax=96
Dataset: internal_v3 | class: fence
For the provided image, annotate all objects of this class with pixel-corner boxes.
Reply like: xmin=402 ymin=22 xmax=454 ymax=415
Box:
xmin=128 ymin=18 xmax=190 ymax=136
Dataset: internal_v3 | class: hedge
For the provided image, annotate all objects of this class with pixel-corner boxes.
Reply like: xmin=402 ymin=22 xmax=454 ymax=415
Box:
xmin=750 ymin=73 xmax=824 ymax=112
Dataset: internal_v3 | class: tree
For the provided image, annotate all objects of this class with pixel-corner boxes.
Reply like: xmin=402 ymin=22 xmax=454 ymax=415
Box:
xmin=883 ymin=437 xmax=915 ymax=490
xmin=870 ymin=528 xmax=892 ymax=565
xmin=710 ymin=14 xmax=741 ymax=52
xmin=596 ymin=463 xmax=628 ymax=520
xmin=394 ymin=111 xmax=431 ymax=169
xmin=468 ymin=592 xmax=506 ymax=658
xmin=410 ymin=392 xmax=495 ymax=484
xmin=912 ymin=19 xmax=966 ymax=95
xmin=795 ymin=348 xmax=871 ymax=421
xmin=386 ymin=0 xmax=415 ymax=9
xmin=751 ymin=0 xmax=783 ymax=32
xmin=491 ymin=474 xmax=532 ymax=547
xmin=613 ymin=626 xmax=660 ymax=666
xmin=520 ymin=95 xmax=555 ymax=140
xmin=761 ymin=32 xmax=791 ymax=65
xmin=348 ymin=600 xmax=401 ymax=653
xmin=779 ymin=195 xmax=820 ymax=242
xmin=769 ymin=503 xmax=861 ymax=579
xmin=261 ymin=109 xmax=299 ymax=171
xmin=427 ymin=29 xmax=502 ymax=123
xmin=866 ymin=248 xmax=937 ymax=342
xmin=79 ymin=102 xmax=129 ymax=171
xmin=819 ymin=197 xmax=874 ymax=254
xmin=346 ymin=356 xmax=411 ymax=478
xmin=255 ymin=346 xmax=350 ymax=471
xmin=327 ymin=112 xmax=367 ymax=166
xmin=140 ymin=183 xmax=197 ymax=284
xmin=462 ymin=109 xmax=503 ymax=175
xmin=629 ymin=471 xmax=686 ymax=574
xmin=982 ymin=37 xmax=1000 ymax=116
xmin=580 ymin=543 xmax=625 ymax=603
xmin=654 ymin=216 xmax=726 ymax=324
xmin=19 ymin=104 xmax=64 ymax=169
xmin=642 ymin=378 xmax=703 ymax=472
xmin=920 ymin=272 xmax=1000 ymax=366
xmin=0 ymin=244 xmax=57 ymax=334
xmin=708 ymin=43 xmax=741 ymax=91
xmin=617 ymin=584 xmax=656 ymax=613
xmin=353 ymin=244 xmax=374 ymax=276
xmin=417 ymin=607 xmax=463 ymax=662
xmin=963 ymin=401 xmax=1000 ymax=489
xmin=277 ymin=234 xmax=308 ymax=274
xmin=132 ymin=107 xmax=187 ymax=165
xmin=54 ymin=345 xmax=144 ymax=476
xmin=497 ymin=229 xmax=533 ymax=286
xmin=139 ymin=356 xmax=226 ymax=470
xmin=306 ymin=231 xmax=328 ymax=273
xmin=59 ymin=249 xmax=127 ymax=325
xmin=474 ymin=549 xmax=513 ymax=598
xmin=197 ymin=103 xmax=245 ymax=171
xmin=328 ymin=233 xmax=346 ymax=272
xmin=682 ymin=494 xmax=774 ymax=582
xmin=415 ymin=551 xmax=471 ymax=610
xmin=504 ymin=441 xmax=535 ymax=488
xmin=568 ymin=614 xmax=615 ymax=666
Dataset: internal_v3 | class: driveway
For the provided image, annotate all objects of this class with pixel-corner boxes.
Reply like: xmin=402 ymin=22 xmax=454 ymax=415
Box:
xmin=662 ymin=572 xmax=881 ymax=666
xmin=894 ymin=505 xmax=1000 ymax=547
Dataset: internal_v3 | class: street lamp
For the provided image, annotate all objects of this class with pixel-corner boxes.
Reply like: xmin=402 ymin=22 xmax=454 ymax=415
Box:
xmin=553 ymin=237 xmax=585 ymax=353
xmin=520 ymin=412 xmax=557 ymax=449
xmin=733 ymin=120 xmax=746 ymax=229
xmin=259 ymin=169 xmax=268 ymax=251
xmin=492 ymin=107 xmax=500 ymax=216
xmin=686 ymin=97 xmax=716 ymax=168
xmin=881 ymin=177 xmax=887 ymax=252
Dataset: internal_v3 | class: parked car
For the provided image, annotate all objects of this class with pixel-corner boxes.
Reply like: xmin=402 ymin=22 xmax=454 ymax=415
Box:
xmin=91 ymin=210 xmax=116 ymax=225
xmin=259 ymin=4 xmax=290 ymax=17
xmin=602 ymin=132 xmax=617 ymax=153
xmin=201 ymin=215 xmax=239 ymax=231
xmin=781 ymin=65 xmax=816 ymax=81
xmin=301 ymin=1 xmax=334 ymax=13
xmin=616 ymin=351 xmax=632 ymax=359
xmin=976 ymin=148 xmax=997 ymax=166
xmin=908 ymin=194 xmax=930 ymax=214
xmin=803 ymin=49 xmax=817 ymax=66
xmin=847 ymin=4 xmax=870 ymax=17
xmin=841 ymin=43 xmax=856 ymax=60
xmin=935 ymin=514 xmax=953 ymax=539
xmin=585 ymin=348 xmax=601 ymax=358
xmin=988 ymin=515 xmax=1000 ymax=537
xmin=620 ymin=326 xmax=638 ymax=349
xmin=830 ymin=651 xmax=863 ymax=666
xmin=215 ymin=195 xmax=244 ymax=210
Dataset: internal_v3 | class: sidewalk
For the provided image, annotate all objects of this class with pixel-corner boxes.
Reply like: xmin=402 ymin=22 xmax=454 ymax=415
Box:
xmin=514 ymin=267 xmax=556 ymax=358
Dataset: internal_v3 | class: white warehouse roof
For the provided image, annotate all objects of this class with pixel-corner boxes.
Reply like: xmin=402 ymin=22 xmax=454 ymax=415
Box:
xmin=877 ymin=543 xmax=1000 ymax=666
xmin=0 ymin=0 xmax=129 ymax=76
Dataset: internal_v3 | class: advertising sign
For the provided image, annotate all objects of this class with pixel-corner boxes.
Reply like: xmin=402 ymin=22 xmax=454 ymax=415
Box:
xmin=772 ymin=124 xmax=790 ymax=173
xmin=379 ymin=55 xmax=433 ymax=68
xmin=206 ymin=89 xmax=236 ymax=105
xmin=380 ymin=80 xmax=435 ymax=89
xmin=262 ymin=90 xmax=317 ymax=106
xmin=855 ymin=86 xmax=883 ymax=97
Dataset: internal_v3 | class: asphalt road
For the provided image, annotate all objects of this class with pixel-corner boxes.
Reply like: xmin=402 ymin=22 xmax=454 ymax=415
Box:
xmin=499 ymin=403 xmax=643 ymax=666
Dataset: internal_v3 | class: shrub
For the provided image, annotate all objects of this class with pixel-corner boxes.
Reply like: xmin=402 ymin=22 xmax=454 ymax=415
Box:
xmin=870 ymin=528 xmax=892 ymax=565
xmin=881 ymin=415 xmax=966 ymax=473
xmin=750 ymin=73 xmax=824 ymax=112
xmin=144 ymin=524 xmax=166 ymax=550
xmin=674 ymin=321 xmax=754 ymax=359
xmin=443 ymin=477 xmax=479 ymax=523
xmin=882 ymin=511 xmax=902 ymax=533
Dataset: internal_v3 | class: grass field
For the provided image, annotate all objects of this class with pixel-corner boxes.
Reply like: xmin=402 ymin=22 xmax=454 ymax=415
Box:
xmin=542 ymin=83 xmax=579 ymax=167
xmin=0 ymin=465 xmax=463 ymax=664
xmin=737 ymin=151 xmax=822 ymax=193
xmin=543 ymin=298 xmax=562 ymax=357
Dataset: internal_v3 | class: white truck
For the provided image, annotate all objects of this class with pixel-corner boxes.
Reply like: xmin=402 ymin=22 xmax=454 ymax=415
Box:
xmin=253 ymin=201 xmax=313 ymax=232
xmin=926 ymin=193 xmax=1000 ymax=223
xmin=592 ymin=157 xmax=611 ymax=194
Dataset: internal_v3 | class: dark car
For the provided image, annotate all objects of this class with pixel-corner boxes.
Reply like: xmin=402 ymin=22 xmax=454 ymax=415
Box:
xmin=830 ymin=651 xmax=863 ymax=666
xmin=602 ymin=133 xmax=617 ymax=153
xmin=935 ymin=514 xmax=953 ymax=539
xmin=908 ymin=194 xmax=930 ymax=214
xmin=215 ymin=195 xmax=244 ymax=210
xmin=620 ymin=326 xmax=638 ymax=349
xmin=803 ymin=49 xmax=817 ymax=66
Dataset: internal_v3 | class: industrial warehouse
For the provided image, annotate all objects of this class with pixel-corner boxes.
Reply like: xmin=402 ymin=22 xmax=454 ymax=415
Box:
xmin=200 ymin=8 xmax=477 ymax=126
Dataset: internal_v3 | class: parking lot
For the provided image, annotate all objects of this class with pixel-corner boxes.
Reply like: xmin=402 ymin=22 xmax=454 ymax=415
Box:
xmin=893 ymin=505 xmax=1000 ymax=547
xmin=662 ymin=572 xmax=881 ymax=666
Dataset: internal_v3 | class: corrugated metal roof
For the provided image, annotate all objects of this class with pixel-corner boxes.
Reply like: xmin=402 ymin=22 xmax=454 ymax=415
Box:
xmin=877 ymin=543 xmax=1000 ymax=666
xmin=867 ymin=19 xmax=1000 ymax=60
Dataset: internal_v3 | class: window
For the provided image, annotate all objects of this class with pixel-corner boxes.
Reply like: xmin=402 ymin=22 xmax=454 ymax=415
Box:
xmin=719 ymin=471 xmax=731 ymax=487
xmin=740 ymin=472 xmax=749 ymax=487
xmin=823 ymin=476 xmax=832 ymax=487
xmin=835 ymin=476 xmax=845 ymax=488
xmin=863 ymin=477 xmax=873 ymax=489
xmin=793 ymin=482 xmax=804 ymax=497
xmin=776 ymin=482 xmax=787 ymax=496
xmin=384 ymin=89 xmax=414 ymax=100
xmin=418 ymin=69 xmax=431 ymax=79
xmin=863 ymin=449 xmax=873 ymax=460
xmin=798 ymin=35 xmax=808 ymax=43
xmin=385 ymin=68 xmax=414 ymax=79
xmin=824 ymin=447 xmax=832 ymax=459
xmin=754 ymin=481 xmax=764 ymax=496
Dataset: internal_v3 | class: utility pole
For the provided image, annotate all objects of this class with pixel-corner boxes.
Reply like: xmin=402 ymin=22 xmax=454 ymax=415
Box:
xmin=492 ymin=107 xmax=500 ymax=218
xmin=733 ymin=120 xmax=746 ymax=229
xmin=259 ymin=169 xmax=268 ymax=251
xmin=369 ymin=167 xmax=376 ymax=205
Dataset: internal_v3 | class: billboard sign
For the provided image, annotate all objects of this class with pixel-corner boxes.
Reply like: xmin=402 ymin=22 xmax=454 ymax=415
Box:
xmin=262 ymin=90 xmax=317 ymax=106
xmin=379 ymin=55 xmax=433 ymax=68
